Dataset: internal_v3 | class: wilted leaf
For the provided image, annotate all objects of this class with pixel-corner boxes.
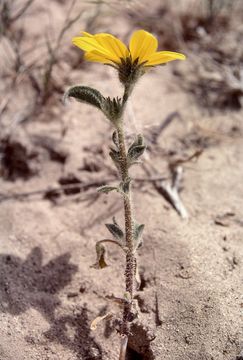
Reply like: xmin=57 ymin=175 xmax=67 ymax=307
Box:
xmin=91 ymin=242 xmax=108 ymax=269
xmin=106 ymin=294 xmax=125 ymax=306
xmin=90 ymin=312 xmax=113 ymax=331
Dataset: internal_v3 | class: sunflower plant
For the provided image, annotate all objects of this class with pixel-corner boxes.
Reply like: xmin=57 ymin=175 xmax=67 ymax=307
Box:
xmin=65 ymin=29 xmax=185 ymax=359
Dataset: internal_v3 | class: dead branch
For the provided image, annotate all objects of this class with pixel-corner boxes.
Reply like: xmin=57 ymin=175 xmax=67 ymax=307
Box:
xmin=0 ymin=179 xmax=113 ymax=203
xmin=0 ymin=0 xmax=35 ymax=35
xmin=0 ymin=175 xmax=166 ymax=203
xmin=42 ymin=0 xmax=92 ymax=101
xmin=10 ymin=0 xmax=35 ymax=22
xmin=142 ymin=161 xmax=188 ymax=219
xmin=169 ymin=149 xmax=203 ymax=170
xmin=157 ymin=165 xmax=189 ymax=219
xmin=146 ymin=111 xmax=183 ymax=145
xmin=144 ymin=149 xmax=203 ymax=219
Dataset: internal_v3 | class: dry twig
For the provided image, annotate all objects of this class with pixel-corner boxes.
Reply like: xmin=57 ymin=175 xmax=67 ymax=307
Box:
xmin=157 ymin=165 xmax=188 ymax=219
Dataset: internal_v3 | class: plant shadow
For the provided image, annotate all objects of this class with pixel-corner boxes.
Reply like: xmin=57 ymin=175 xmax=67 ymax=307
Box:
xmin=0 ymin=246 xmax=103 ymax=359
xmin=44 ymin=305 xmax=103 ymax=360
xmin=0 ymin=246 xmax=78 ymax=322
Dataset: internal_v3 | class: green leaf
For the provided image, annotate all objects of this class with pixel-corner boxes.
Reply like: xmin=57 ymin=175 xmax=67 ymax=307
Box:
xmin=128 ymin=145 xmax=146 ymax=163
xmin=120 ymin=177 xmax=132 ymax=193
xmin=109 ymin=147 xmax=120 ymax=168
xmin=133 ymin=223 xmax=145 ymax=241
xmin=64 ymin=86 xmax=104 ymax=110
xmin=91 ymin=242 xmax=108 ymax=269
xmin=97 ymin=185 xmax=118 ymax=194
xmin=102 ymin=96 xmax=123 ymax=122
xmin=105 ymin=222 xmax=124 ymax=241
xmin=128 ymin=134 xmax=144 ymax=153
xmin=112 ymin=130 xmax=119 ymax=149
xmin=133 ymin=223 xmax=145 ymax=250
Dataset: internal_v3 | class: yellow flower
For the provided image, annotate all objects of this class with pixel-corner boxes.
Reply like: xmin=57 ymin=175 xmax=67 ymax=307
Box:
xmin=72 ymin=29 xmax=185 ymax=67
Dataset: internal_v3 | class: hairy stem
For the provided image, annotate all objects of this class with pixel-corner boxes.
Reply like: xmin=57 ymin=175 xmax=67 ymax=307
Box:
xmin=117 ymin=121 xmax=135 ymax=339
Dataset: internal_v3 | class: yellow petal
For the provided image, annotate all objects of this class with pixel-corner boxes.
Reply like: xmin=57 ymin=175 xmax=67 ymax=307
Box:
xmin=72 ymin=36 xmax=110 ymax=54
xmin=84 ymin=50 xmax=114 ymax=64
xmin=73 ymin=34 xmax=125 ymax=64
xmin=129 ymin=30 xmax=158 ymax=64
xmin=80 ymin=32 xmax=129 ymax=63
xmin=94 ymin=34 xmax=129 ymax=62
xmin=81 ymin=31 xmax=93 ymax=37
xmin=145 ymin=51 xmax=186 ymax=66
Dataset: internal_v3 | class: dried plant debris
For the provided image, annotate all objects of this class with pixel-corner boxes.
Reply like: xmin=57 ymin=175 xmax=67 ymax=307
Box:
xmin=32 ymin=135 xmax=68 ymax=164
xmin=179 ymin=128 xmax=219 ymax=150
xmin=179 ymin=60 xmax=243 ymax=112
xmin=128 ymin=3 xmax=243 ymax=112
xmin=0 ymin=133 xmax=39 ymax=181
xmin=58 ymin=174 xmax=82 ymax=195
xmin=79 ymin=157 xmax=102 ymax=173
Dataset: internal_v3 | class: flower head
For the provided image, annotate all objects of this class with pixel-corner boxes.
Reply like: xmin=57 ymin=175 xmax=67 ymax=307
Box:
xmin=72 ymin=30 xmax=186 ymax=85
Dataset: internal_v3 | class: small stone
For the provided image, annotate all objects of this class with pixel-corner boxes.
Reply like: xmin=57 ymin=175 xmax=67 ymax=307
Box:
xmin=79 ymin=285 xmax=86 ymax=293
xmin=67 ymin=292 xmax=78 ymax=298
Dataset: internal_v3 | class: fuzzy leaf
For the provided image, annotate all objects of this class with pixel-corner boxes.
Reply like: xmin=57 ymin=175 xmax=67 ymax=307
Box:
xmin=133 ymin=223 xmax=145 ymax=241
xmin=102 ymin=96 xmax=123 ymax=122
xmin=105 ymin=223 xmax=124 ymax=241
xmin=134 ymin=223 xmax=145 ymax=250
xmin=120 ymin=177 xmax=132 ymax=193
xmin=64 ymin=86 xmax=104 ymax=110
xmin=97 ymin=185 xmax=118 ymax=194
xmin=91 ymin=242 xmax=108 ymax=269
xmin=127 ymin=145 xmax=146 ymax=163
xmin=135 ymin=238 xmax=143 ymax=250
xmin=109 ymin=147 xmax=120 ymax=168
xmin=128 ymin=134 xmax=144 ymax=153
xmin=112 ymin=130 xmax=119 ymax=149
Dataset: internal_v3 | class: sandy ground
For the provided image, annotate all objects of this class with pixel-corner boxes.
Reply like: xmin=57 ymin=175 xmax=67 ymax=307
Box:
xmin=0 ymin=1 xmax=243 ymax=359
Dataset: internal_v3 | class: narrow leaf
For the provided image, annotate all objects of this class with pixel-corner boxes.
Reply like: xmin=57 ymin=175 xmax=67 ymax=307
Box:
xmin=112 ymin=216 xmax=119 ymax=226
xmin=109 ymin=147 xmax=120 ymax=168
xmin=105 ymin=223 xmax=124 ymax=241
xmin=64 ymin=86 xmax=104 ymax=110
xmin=133 ymin=223 xmax=145 ymax=241
xmin=97 ymin=185 xmax=118 ymax=194
xmin=128 ymin=145 xmax=146 ymax=163
xmin=128 ymin=134 xmax=144 ymax=153
xmin=135 ymin=238 xmax=143 ymax=250
xmin=101 ymin=96 xmax=123 ymax=122
xmin=120 ymin=177 xmax=132 ymax=193
xmin=112 ymin=130 xmax=119 ymax=149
